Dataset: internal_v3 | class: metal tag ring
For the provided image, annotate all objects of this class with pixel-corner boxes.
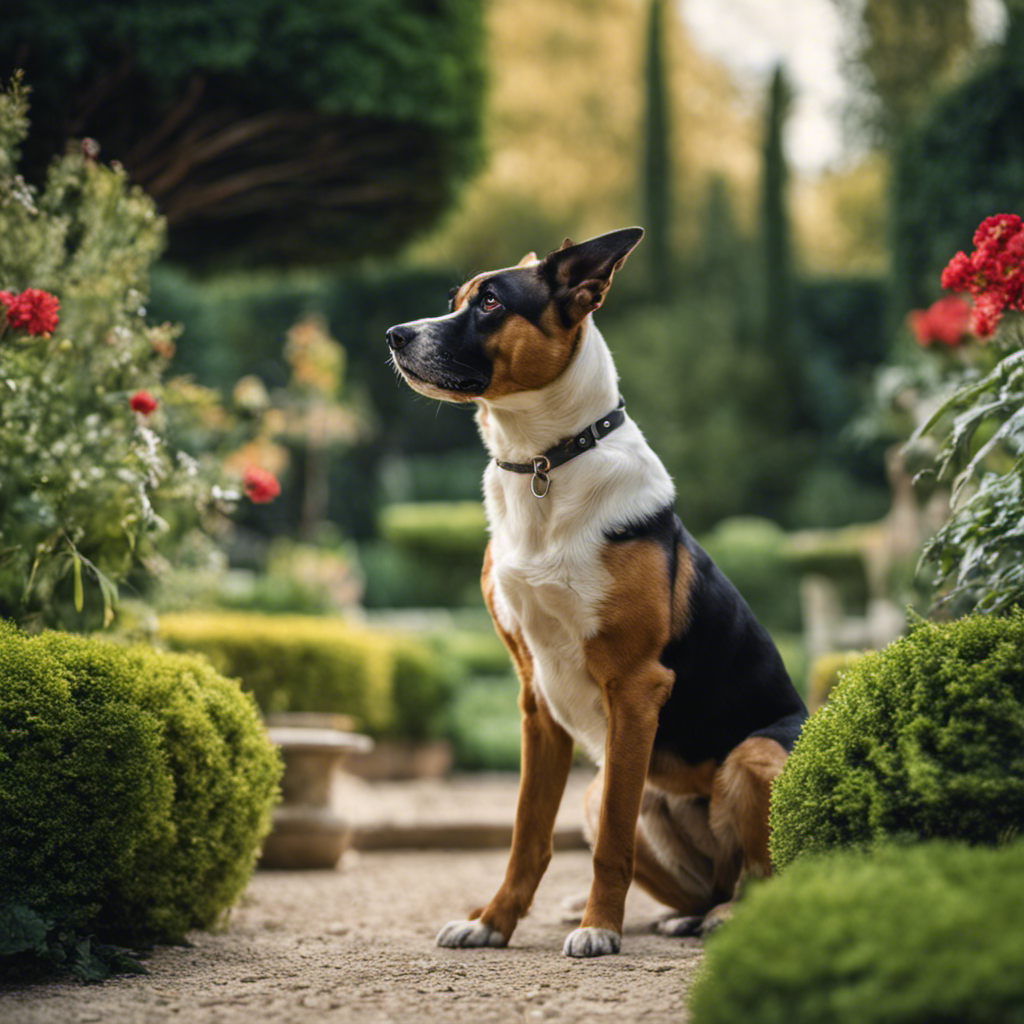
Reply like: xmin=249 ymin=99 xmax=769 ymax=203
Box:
xmin=531 ymin=471 xmax=551 ymax=498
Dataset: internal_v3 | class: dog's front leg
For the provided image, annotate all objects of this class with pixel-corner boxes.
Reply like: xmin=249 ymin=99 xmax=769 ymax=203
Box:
xmin=437 ymin=673 xmax=574 ymax=950
xmin=565 ymin=661 xmax=673 ymax=958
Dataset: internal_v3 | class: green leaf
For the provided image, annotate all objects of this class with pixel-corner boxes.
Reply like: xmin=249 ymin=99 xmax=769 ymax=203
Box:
xmin=0 ymin=903 xmax=49 ymax=956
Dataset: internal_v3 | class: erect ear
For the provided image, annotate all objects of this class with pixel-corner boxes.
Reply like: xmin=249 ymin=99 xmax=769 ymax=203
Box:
xmin=540 ymin=227 xmax=644 ymax=324
xmin=516 ymin=251 xmax=538 ymax=266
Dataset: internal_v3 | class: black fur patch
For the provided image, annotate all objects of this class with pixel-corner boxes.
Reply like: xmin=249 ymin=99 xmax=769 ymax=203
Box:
xmin=609 ymin=508 xmax=808 ymax=764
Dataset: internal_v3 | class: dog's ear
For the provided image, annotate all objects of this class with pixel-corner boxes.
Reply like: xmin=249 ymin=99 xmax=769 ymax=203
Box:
xmin=516 ymin=251 xmax=538 ymax=266
xmin=540 ymin=227 xmax=644 ymax=324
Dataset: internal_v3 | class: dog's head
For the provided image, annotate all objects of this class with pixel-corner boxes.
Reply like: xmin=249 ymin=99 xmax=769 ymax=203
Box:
xmin=386 ymin=227 xmax=643 ymax=404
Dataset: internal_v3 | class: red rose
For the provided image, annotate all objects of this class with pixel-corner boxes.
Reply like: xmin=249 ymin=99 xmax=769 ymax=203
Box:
xmin=243 ymin=466 xmax=281 ymax=504
xmin=908 ymin=296 xmax=972 ymax=347
xmin=4 ymin=288 xmax=60 ymax=335
xmin=0 ymin=291 xmax=14 ymax=308
xmin=129 ymin=390 xmax=159 ymax=415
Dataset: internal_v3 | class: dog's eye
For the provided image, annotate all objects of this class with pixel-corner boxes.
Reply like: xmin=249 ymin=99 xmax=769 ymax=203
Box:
xmin=480 ymin=291 xmax=502 ymax=312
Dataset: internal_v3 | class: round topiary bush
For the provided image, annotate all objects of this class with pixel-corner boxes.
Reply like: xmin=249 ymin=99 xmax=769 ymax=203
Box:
xmin=770 ymin=612 xmax=1024 ymax=869
xmin=0 ymin=622 xmax=281 ymax=951
xmin=688 ymin=841 xmax=1024 ymax=1024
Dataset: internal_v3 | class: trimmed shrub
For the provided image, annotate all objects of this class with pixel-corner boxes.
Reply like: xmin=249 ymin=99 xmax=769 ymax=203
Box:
xmin=159 ymin=611 xmax=452 ymax=738
xmin=688 ymin=841 xmax=1024 ymax=1024
xmin=770 ymin=613 xmax=1024 ymax=869
xmin=0 ymin=622 xmax=280 ymax=959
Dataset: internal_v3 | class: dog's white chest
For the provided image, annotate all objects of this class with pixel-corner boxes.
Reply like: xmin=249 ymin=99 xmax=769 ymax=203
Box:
xmin=488 ymin=523 xmax=610 ymax=765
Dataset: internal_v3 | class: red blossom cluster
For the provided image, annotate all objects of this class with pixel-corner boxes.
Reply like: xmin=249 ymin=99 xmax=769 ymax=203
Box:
xmin=908 ymin=296 xmax=972 ymax=348
xmin=129 ymin=390 xmax=159 ymax=415
xmin=243 ymin=465 xmax=281 ymax=504
xmin=0 ymin=287 xmax=61 ymax=336
xmin=941 ymin=213 xmax=1024 ymax=337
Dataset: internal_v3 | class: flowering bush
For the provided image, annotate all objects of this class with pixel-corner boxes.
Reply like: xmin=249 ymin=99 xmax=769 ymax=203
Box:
xmin=915 ymin=212 xmax=1024 ymax=614
xmin=940 ymin=214 xmax=1024 ymax=337
xmin=0 ymin=76 xmax=278 ymax=629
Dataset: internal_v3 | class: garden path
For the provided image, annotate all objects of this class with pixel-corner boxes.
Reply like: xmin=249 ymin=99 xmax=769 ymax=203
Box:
xmin=2 ymin=772 xmax=704 ymax=1024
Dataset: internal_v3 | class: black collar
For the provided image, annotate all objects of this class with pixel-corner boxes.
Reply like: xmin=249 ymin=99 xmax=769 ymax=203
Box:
xmin=494 ymin=398 xmax=626 ymax=498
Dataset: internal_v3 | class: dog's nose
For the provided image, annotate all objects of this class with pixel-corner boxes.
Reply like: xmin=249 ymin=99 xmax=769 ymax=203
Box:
xmin=386 ymin=325 xmax=413 ymax=351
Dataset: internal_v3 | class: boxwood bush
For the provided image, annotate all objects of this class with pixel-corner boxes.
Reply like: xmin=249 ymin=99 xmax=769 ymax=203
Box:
xmin=0 ymin=622 xmax=280 ymax=974
xmin=689 ymin=841 xmax=1024 ymax=1024
xmin=770 ymin=612 xmax=1024 ymax=869
xmin=160 ymin=611 xmax=453 ymax=738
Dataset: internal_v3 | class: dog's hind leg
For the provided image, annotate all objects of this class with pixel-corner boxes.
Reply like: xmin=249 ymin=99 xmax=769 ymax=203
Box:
xmin=694 ymin=735 xmax=788 ymax=933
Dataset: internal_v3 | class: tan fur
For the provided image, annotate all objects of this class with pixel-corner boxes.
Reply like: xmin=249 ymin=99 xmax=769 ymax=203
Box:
xmin=671 ymin=542 xmax=695 ymax=637
xmin=648 ymin=750 xmax=718 ymax=798
xmin=572 ymin=539 xmax=676 ymax=935
xmin=481 ymin=315 xmax=579 ymax=399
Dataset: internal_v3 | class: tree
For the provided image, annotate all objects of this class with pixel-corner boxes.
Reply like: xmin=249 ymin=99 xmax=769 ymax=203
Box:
xmin=891 ymin=7 xmax=1024 ymax=314
xmin=758 ymin=65 xmax=796 ymax=418
xmin=832 ymin=0 xmax=976 ymax=144
xmin=642 ymin=0 xmax=673 ymax=296
xmin=2 ymin=0 xmax=485 ymax=268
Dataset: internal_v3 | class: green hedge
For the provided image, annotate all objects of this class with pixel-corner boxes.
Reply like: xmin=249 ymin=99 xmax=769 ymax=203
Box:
xmin=362 ymin=501 xmax=488 ymax=608
xmin=689 ymin=841 xmax=1024 ymax=1024
xmin=770 ymin=613 xmax=1024 ymax=869
xmin=0 ymin=622 xmax=280 ymax=974
xmin=160 ymin=611 xmax=453 ymax=739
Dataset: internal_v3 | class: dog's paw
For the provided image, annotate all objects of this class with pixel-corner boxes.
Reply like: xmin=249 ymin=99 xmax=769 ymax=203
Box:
xmin=562 ymin=926 xmax=621 ymax=958
xmin=436 ymin=919 xmax=508 ymax=949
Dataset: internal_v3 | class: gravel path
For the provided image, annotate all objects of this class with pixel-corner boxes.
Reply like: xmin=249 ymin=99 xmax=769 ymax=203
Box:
xmin=2 ymin=775 xmax=704 ymax=1024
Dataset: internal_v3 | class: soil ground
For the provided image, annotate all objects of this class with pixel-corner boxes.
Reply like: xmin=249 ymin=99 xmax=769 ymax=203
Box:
xmin=1 ymin=772 xmax=704 ymax=1024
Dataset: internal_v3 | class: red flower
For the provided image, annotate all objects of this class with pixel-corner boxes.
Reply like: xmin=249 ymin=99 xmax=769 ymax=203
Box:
xmin=908 ymin=296 xmax=972 ymax=347
xmin=129 ymin=390 xmax=159 ymax=415
xmin=243 ymin=466 xmax=280 ymax=504
xmin=941 ymin=213 xmax=1024 ymax=337
xmin=0 ymin=291 xmax=14 ymax=308
xmin=4 ymin=288 xmax=60 ymax=335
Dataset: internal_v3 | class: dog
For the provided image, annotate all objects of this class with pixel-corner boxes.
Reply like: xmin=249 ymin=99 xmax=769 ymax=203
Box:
xmin=386 ymin=227 xmax=808 ymax=958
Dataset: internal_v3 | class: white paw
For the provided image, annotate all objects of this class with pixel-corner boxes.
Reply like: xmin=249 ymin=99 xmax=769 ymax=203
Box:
xmin=562 ymin=926 xmax=621 ymax=958
xmin=436 ymin=919 xmax=508 ymax=949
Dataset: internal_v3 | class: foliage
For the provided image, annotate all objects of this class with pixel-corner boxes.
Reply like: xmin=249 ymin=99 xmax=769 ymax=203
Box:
xmin=611 ymin=297 xmax=798 ymax=532
xmin=688 ymin=840 xmax=1024 ymax=1024
xmin=891 ymin=12 xmax=1024 ymax=314
xmin=4 ymin=0 xmax=486 ymax=267
xmin=912 ymin=213 xmax=1024 ymax=613
xmin=0 ymin=621 xmax=280 ymax=967
xmin=0 ymin=903 xmax=147 ymax=983
xmin=361 ymin=501 xmax=489 ymax=608
xmin=758 ymin=65 xmax=795 ymax=410
xmin=408 ymin=0 xmax=759 ymax=273
xmin=0 ymin=76 xmax=270 ymax=631
xmin=832 ymin=0 xmax=977 ymax=144
xmin=159 ymin=611 xmax=453 ymax=739
xmin=445 ymin=674 xmax=522 ymax=771
xmin=769 ymin=612 xmax=1024 ymax=868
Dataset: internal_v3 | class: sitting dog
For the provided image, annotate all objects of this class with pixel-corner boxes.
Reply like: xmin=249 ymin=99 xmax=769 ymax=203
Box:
xmin=386 ymin=227 xmax=807 ymax=958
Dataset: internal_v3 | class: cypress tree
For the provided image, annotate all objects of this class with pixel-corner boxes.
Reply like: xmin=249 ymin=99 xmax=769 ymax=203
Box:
xmin=758 ymin=65 xmax=795 ymax=396
xmin=642 ymin=0 xmax=673 ymax=297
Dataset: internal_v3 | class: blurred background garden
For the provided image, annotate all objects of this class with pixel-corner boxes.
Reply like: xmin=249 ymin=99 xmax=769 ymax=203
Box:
xmin=4 ymin=0 xmax=1024 ymax=999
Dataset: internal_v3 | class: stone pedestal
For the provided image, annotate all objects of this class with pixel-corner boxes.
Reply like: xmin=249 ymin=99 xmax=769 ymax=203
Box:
xmin=260 ymin=722 xmax=373 ymax=870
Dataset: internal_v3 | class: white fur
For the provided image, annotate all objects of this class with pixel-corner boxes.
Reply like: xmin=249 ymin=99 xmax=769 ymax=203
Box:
xmin=478 ymin=317 xmax=675 ymax=764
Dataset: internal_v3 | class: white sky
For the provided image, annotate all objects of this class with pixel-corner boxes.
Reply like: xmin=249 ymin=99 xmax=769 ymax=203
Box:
xmin=679 ymin=0 xmax=1008 ymax=174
